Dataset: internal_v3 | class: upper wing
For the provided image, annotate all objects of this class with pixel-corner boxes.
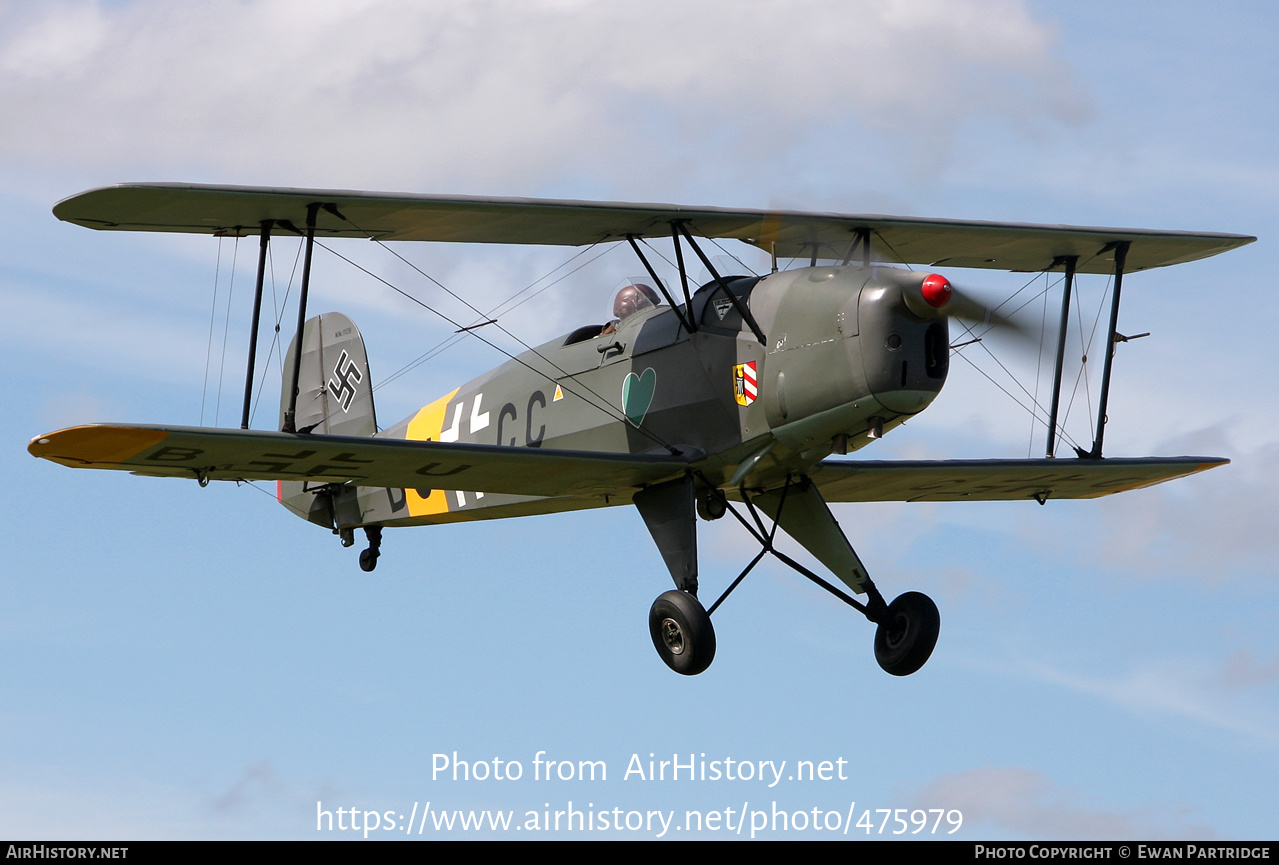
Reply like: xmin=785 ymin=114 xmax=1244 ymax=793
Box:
xmin=810 ymin=456 xmax=1227 ymax=502
xmin=28 ymin=424 xmax=692 ymax=499
xmin=54 ymin=183 xmax=1254 ymax=274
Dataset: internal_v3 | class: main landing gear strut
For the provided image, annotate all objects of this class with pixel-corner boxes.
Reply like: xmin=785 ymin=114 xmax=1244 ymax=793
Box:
xmin=635 ymin=473 xmax=939 ymax=677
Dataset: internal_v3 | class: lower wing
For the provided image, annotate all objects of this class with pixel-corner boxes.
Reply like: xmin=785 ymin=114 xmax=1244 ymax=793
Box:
xmin=28 ymin=424 xmax=693 ymax=500
xmin=810 ymin=456 xmax=1227 ymax=502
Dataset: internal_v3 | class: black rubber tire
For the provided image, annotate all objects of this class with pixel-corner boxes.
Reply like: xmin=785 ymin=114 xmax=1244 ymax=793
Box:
xmin=359 ymin=549 xmax=379 ymax=572
xmin=873 ymin=591 xmax=940 ymax=676
xmin=649 ymin=590 xmax=716 ymax=675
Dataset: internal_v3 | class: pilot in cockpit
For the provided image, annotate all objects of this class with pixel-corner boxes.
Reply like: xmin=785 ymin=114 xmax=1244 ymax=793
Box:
xmin=601 ymin=282 xmax=662 ymax=335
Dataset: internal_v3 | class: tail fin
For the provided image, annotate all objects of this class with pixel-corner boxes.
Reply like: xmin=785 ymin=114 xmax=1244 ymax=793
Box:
xmin=278 ymin=312 xmax=376 ymax=525
xmin=279 ymin=312 xmax=376 ymax=437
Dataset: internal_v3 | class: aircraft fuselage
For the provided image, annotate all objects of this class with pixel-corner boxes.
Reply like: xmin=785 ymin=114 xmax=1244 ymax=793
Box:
xmin=343 ymin=264 xmax=949 ymax=528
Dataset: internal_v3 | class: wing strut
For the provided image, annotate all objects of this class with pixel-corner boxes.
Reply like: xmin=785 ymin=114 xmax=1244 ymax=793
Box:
xmin=676 ymin=223 xmax=768 ymax=345
xmin=282 ymin=202 xmax=322 ymax=433
xmin=1081 ymin=240 xmax=1131 ymax=459
xmin=240 ymin=219 xmax=273 ymax=430
xmin=1041 ymin=240 xmax=1134 ymax=460
xmin=1044 ymin=254 xmax=1077 ymax=457
xmin=626 ymin=235 xmax=696 ymax=334
xmin=840 ymin=227 xmax=872 ymax=267
xmin=669 ymin=222 xmax=695 ymax=313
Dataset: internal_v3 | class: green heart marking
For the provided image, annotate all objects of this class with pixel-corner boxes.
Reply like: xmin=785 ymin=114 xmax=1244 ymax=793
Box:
xmin=621 ymin=367 xmax=657 ymax=427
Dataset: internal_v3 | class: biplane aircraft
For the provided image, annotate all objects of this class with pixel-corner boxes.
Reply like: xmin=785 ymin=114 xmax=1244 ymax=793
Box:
xmin=29 ymin=184 xmax=1254 ymax=676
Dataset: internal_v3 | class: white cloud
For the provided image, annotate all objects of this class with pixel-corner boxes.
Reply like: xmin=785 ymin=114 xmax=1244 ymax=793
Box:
xmin=1072 ymin=435 xmax=1279 ymax=579
xmin=1218 ymin=649 xmax=1279 ymax=690
xmin=0 ymin=0 xmax=1087 ymax=193
xmin=0 ymin=278 xmax=209 ymax=385
xmin=1022 ymin=658 xmax=1279 ymax=747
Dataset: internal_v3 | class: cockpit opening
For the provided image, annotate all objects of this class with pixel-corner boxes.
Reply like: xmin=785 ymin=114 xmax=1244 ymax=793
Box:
xmin=612 ymin=282 xmax=662 ymax=321
xmin=562 ymin=283 xmax=665 ymax=346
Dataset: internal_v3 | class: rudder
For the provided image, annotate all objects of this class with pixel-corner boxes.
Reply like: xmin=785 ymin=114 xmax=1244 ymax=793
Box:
xmin=277 ymin=312 xmax=377 ymax=525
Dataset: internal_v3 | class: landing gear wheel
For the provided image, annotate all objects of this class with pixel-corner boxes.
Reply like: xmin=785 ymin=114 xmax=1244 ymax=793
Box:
xmin=873 ymin=591 xmax=940 ymax=676
xmin=357 ymin=526 xmax=382 ymax=573
xmin=649 ymin=590 xmax=716 ymax=676
xmin=696 ymin=489 xmax=727 ymax=521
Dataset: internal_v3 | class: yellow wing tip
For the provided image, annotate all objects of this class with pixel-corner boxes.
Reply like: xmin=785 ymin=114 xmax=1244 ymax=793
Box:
xmin=29 ymin=425 xmax=169 ymax=468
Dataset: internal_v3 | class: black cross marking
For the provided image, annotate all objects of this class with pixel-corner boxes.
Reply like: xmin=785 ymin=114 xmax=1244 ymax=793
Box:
xmin=327 ymin=350 xmax=363 ymax=412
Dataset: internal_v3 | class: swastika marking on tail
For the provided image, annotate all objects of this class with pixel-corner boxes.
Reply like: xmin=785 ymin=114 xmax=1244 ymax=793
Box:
xmin=328 ymin=350 xmax=363 ymax=412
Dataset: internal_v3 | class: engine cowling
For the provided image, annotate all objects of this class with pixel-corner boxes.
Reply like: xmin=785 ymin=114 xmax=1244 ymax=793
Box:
xmin=747 ymin=265 xmax=949 ymax=453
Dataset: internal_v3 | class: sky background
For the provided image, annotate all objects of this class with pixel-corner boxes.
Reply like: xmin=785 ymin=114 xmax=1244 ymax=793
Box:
xmin=2 ymin=0 xmax=1276 ymax=840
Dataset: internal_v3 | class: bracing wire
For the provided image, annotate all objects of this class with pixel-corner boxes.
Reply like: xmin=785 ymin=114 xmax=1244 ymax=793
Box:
xmin=248 ymin=237 xmax=303 ymax=428
xmin=706 ymin=235 xmax=761 ymax=277
xmin=376 ymin=242 xmax=618 ymax=394
xmin=951 ymin=248 xmax=1134 ymax=458
xmin=950 ymin=270 xmax=1078 ymax=452
xmin=870 ymin=231 xmax=915 ymax=272
xmin=950 ymin=346 xmax=1086 ymax=455
xmin=213 ymin=235 xmax=240 ymax=426
xmin=1060 ymin=270 xmax=1113 ymax=444
xmin=319 ymin=215 xmax=688 ymax=451
xmin=1029 ymin=269 xmax=1051 ymax=457
xmin=200 ymin=237 xmax=223 ymax=425
xmin=312 ymin=239 xmax=684 ymax=455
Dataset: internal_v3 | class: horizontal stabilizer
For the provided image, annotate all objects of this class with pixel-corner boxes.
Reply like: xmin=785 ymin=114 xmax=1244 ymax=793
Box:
xmin=810 ymin=456 xmax=1228 ymax=503
xmin=28 ymin=424 xmax=691 ymax=499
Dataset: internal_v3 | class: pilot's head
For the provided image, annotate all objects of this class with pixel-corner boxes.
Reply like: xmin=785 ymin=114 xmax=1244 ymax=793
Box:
xmin=613 ymin=283 xmax=661 ymax=321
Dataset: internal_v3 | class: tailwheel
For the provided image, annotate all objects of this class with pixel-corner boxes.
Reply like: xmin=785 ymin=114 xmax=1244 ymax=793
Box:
xmin=358 ymin=526 xmax=382 ymax=572
xmin=873 ymin=591 xmax=940 ymax=676
xmin=649 ymin=590 xmax=716 ymax=676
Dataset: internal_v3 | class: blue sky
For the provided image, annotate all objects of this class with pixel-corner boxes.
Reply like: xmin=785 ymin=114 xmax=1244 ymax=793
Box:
xmin=2 ymin=0 xmax=1275 ymax=840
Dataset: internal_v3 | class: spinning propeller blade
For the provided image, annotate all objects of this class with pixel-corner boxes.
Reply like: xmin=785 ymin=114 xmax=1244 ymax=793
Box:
xmin=899 ymin=272 xmax=1032 ymax=339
